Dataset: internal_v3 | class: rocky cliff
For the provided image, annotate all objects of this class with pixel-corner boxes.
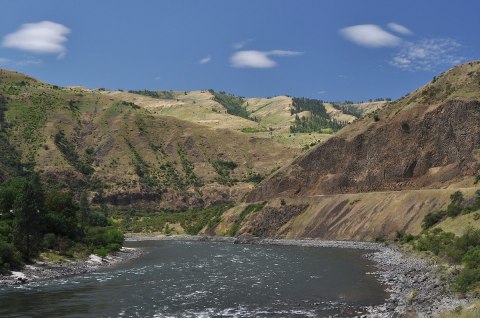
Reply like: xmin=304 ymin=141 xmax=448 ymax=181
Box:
xmin=248 ymin=61 xmax=480 ymax=202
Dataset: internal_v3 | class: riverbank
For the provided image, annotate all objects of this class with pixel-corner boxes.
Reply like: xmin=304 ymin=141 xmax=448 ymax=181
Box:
xmin=0 ymin=247 xmax=143 ymax=287
xmin=364 ymin=245 xmax=471 ymax=318
xmin=127 ymin=234 xmax=470 ymax=317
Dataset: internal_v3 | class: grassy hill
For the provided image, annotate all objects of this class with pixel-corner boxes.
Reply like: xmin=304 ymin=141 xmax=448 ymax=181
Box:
xmin=0 ymin=69 xmax=367 ymax=211
xmin=105 ymin=89 xmax=368 ymax=149
xmin=0 ymin=69 xmax=308 ymax=211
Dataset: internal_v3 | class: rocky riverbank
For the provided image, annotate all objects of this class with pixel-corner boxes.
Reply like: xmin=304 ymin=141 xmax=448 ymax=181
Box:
xmin=0 ymin=247 xmax=143 ymax=287
xmin=127 ymin=234 xmax=470 ymax=317
xmin=364 ymin=245 xmax=470 ymax=318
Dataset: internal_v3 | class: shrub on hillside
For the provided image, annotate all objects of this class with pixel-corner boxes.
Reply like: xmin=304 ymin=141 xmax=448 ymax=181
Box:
xmin=422 ymin=210 xmax=446 ymax=229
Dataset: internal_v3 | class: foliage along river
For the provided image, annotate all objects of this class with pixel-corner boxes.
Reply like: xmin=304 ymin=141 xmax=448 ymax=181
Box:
xmin=0 ymin=240 xmax=388 ymax=317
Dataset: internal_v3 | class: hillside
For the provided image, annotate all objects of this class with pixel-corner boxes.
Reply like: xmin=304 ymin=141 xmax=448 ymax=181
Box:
xmin=185 ymin=61 xmax=480 ymax=241
xmin=0 ymin=69 xmax=305 ymax=210
xmin=106 ymin=90 xmax=366 ymax=149
xmin=248 ymin=61 xmax=480 ymax=202
xmin=0 ymin=69 xmax=365 ymax=211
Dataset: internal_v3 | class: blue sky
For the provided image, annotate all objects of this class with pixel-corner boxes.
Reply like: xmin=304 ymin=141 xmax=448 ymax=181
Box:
xmin=0 ymin=0 xmax=478 ymax=101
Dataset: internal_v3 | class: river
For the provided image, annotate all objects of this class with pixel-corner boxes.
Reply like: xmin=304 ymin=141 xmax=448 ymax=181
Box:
xmin=0 ymin=240 xmax=388 ymax=317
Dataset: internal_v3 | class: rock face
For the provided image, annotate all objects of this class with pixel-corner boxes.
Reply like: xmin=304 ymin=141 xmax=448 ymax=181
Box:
xmin=248 ymin=62 xmax=480 ymax=202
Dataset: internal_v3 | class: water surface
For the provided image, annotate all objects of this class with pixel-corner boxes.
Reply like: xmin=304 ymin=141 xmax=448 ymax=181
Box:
xmin=0 ymin=240 xmax=387 ymax=317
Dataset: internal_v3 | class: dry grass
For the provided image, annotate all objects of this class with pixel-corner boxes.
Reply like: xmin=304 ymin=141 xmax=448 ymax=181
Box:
xmin=438 ymin=303 xmax=480 ymax=318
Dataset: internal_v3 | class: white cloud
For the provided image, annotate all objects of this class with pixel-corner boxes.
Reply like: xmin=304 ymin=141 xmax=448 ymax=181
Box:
xmin=2 ymin=21 xmax=70 ymax=58
xmin=391 ymin=38 xmax=465 ymax=71
xmin=199 ymin=55 xmax=211 ymax=64
xmin=230 ymin=50 xmax=302 ymax=68
xmin=232 ymin=39 xmax=253 ymax=50
xmin=387 ymin=22 xmax=412 ymax=35
xmin=317 ymin=90 xmax=327 ymax=95
xmin=340 ymin=24 xmax=401 ymax=47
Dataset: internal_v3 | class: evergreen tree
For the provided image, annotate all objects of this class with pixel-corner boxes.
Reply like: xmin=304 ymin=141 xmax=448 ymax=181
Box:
xmin=12 ymin=175 xmax=45 ymax=261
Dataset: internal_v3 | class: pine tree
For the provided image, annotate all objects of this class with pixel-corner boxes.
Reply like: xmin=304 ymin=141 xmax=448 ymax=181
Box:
xmin=13 ymin=175 xmax=45 ymax=261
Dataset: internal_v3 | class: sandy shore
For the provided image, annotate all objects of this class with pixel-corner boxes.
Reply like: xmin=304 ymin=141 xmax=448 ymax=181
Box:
xmin=127 ymin=234 xmax=470 ymax=317
xmin=0 ymin=247 xmax=144 ymax=287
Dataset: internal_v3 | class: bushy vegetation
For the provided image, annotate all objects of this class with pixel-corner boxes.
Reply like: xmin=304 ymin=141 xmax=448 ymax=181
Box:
xmin=0 ymin=95 xmax=21 ymax=176
xmin=0 ymin=174 xmax=124 ymax=273
xmin=177 ymin=144 xmax=203 ymax=188
xmin=228 ymin=202 xmax=266 ymax=236
xmin=128 ymin=90 xmax=175 ymax=100
xmin=119 ymin=101 xmax=140 ymax=109
xmin=408 ymin=228 xmax=480 ymax=292
xmin=331 ymin=103 xmax=363 ymax=118
xmin=210 ymin=90 xmax=250 ymax=120
xmin=397 ymin=190 xmax=480 ymax=292
xmin=243 ymin=172 xmax=264 ymax=184
xmin=240 ymin=127 xmax=262 ymax=133
xmin=116 ymin=204 xmax=232 ymax=235
xmin=289 ymin=98 xmax=348 ymax=133
xmin=422 ymin=191 xmax=480 ymax=230
xmin=54 ymin=131 xmax=94 ymax=175
xmin=211 ymin=159 xmax=238 ymax=186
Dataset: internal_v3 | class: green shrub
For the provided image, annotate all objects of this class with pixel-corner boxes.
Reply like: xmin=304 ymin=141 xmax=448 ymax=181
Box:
xmin=241 ymin=127 xmax=261 ymax=133
xmin=456 ymin=268 xmax=480 ymax=292
xmin=88 ymin=211 xmax=110 ymax=227
xmin=44 ymin=191 xmax=79 ymax=239
xmin=42 ymin=233 xmax=57 ymax=249
xmin=422 ymin=210 xmax=446 ymax=229
xmin=228 ymin=203 xmax=266 ymax=236
xmin=462 ymin=246 xmax=480 ymax=269
xmin=85 ymin=227 xmax=124 ymax=254
xmin=212 ymin=160 xmax=238 ymax=186
xmin=93 ymin=247 xmax=109 ymax=258
xmin=0 ymin=239 xmax=23 ymax=273
xmin=415 ymin=228 xmax=455 ymax=255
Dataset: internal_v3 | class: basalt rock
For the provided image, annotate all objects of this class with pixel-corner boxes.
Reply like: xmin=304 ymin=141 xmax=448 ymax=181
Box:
xmin=248 ymin=62 xmax=480 ymax=202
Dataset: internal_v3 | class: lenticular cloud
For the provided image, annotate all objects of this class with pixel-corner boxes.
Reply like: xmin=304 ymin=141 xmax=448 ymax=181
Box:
xmin=2 ymin=21 xmax=70 ymax=58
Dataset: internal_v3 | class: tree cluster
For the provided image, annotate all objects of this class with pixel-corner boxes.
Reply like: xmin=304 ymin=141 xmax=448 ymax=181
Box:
xmin=289 ymin=97 xmax=348 ymax=133
xmin=210 ymin=90 xmax=251 ymax=120
xmin=0 ymin=174 xmax=123 ymax=273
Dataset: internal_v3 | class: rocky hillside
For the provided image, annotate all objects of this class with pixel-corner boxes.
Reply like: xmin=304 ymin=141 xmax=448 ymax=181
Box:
xmin=248 ymin=61 xmax=480 ymax=202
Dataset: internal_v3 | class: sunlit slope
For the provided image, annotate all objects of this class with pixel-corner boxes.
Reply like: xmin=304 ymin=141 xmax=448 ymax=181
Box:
xmin=0 ymin=69 xmax=298 ymax=210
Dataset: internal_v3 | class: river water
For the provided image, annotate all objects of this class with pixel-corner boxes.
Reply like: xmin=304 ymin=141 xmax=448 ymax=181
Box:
xmin=0 ymin=240 xmax=388 ymax=317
